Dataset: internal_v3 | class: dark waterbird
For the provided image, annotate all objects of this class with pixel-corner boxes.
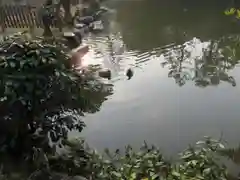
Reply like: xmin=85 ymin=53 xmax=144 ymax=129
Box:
xmin=126 ymin=68 xmax=134 ymax=80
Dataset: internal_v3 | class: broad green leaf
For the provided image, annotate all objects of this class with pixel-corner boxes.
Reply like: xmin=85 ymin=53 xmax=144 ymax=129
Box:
xmin=218 ymin=143 xmax=225 ymax=149
xmin=150 ymin=172 xmax=159 ymax=179
xmin=130 ymin=173 xmax=136 ymax=180
xmin=172 ymin=171 xmax=181 ymax=177
xmin=112 ymin=171 xmax=121 ymax=178
xmin=203 ymin=168 xmax=211 ymax=175
xmin=224 ymin=8 xmax=236 ymax=15
xmin=196 ymin=141 xmax=205 ymax=145
xmin=9 ymin=62 xmax=16 ymax=68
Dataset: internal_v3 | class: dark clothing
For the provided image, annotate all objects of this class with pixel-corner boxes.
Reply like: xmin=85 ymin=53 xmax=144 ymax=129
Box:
xmin=40 ymin=4 xmax=54 ymax=36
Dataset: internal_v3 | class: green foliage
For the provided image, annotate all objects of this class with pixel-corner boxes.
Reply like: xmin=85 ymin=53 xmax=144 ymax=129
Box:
xmin=0 ymin=32 xmax=113 ymax=157
xmin=48 ymin=137 xmax=229 ymax=180
xmin=224 ymin=8 xmax=236 ymax=16
xmin=224 ymin=8 xmax=240 ymax=19
xmin=176 ymin=137 xmax=227 ymax=180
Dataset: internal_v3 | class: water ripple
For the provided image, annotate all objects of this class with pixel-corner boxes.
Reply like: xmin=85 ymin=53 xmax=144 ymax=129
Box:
xmin=81 ymin=34 xmax=237 ymax=87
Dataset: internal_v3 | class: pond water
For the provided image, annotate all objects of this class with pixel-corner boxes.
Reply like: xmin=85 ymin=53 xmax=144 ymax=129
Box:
xmin=72 ymin=0 xmax=240 ymax=156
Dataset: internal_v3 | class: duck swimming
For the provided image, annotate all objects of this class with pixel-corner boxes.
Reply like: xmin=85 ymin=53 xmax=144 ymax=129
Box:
xmin=126 ymin=68 xmax=133 ymax=80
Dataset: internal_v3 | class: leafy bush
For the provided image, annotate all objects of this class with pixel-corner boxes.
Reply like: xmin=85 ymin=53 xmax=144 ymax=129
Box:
xmin=0 ymin=33 xmax=235 ymax=180
xmin=175 ymin=137 xmax=227 ymax=180
xmin=0 ymin=32 xmax=113 ymax=158
xmin=47 ymin=137 xmax=229 ymax=180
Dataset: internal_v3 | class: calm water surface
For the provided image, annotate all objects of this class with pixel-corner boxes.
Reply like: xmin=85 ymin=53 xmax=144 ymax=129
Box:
xmin=71 ymin=0 xmax=240 ymax=156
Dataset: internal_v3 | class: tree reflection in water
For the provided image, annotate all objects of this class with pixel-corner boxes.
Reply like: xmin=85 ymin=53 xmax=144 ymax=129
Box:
xmin=161 ymin=36 xmax=240 ymax=87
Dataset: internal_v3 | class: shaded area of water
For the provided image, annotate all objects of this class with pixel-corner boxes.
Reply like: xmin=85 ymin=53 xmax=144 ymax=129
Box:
xmin=68 ymin=0 xmax=240 ymax=162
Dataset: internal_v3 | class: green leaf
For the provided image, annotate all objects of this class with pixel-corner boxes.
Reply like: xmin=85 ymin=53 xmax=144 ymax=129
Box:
xmin=36 ymin=50 xmax=40 ymax=55
xmin=218 ymin=143 xmax=225 ymax=149
xmin=42 ymin=58 xmax=47 ymax=63
xmin=9 ymin=62 xmax=16 ymax=68
xmin=150 ymin=172 xmax=159 ymax=179
xmin=203 ymin=168 xmax=211 ymax=175
xmin=172 ymin=171 xmax=180 ymax=177
xmin=224 ymin=8 xmax=236 ymax=15
xmin=195 ymin=175 xmax=205 ymax=179
xmin=181 ymin=153 xmax=192 ymax=160
xmin=103 ymin=160 xmax=111 ymax=164
xmin=196 ymin=141 xmax=205 ymax=145
xmin=111 ymin=171 xmax=121 ymax=178
xmin=190 ymin=160 xmax=197 ymax=166
xmin=130 ymin=173 xmax=137 ymax=180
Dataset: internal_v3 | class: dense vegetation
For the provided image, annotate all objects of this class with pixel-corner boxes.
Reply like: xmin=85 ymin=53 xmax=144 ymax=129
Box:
xmin=59 ymin=137 xmax=230 ymax=180
xmin=0 ymin=32 xmax=113 ymax=179
xmin=0 ymin=33 xmax=239 ymax=180
xmin=1 ymin=1 xmax=240 ymax=179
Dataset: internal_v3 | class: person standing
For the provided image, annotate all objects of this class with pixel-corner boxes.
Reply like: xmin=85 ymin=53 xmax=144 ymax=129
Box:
xmin=40 ymin=0 xmax=54 ymax=36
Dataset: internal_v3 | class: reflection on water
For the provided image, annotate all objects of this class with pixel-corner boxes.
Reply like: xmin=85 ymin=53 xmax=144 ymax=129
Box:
xmin=161 ymin=37 xmax=238 ymax=87
xmin=81 ymin=34 xmax=139 ymax=81
xmin=82 ymin=34 xmax=240 ymax=87
xmin=71 ymin=0 xmax=240 ymax=162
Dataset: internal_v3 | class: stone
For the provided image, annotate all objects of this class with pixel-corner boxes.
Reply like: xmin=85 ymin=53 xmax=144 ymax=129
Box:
xmin=63 ymin=32 xmax=80 ymax=49
xmin=98 ymin=69 xmax=111 ymax=80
